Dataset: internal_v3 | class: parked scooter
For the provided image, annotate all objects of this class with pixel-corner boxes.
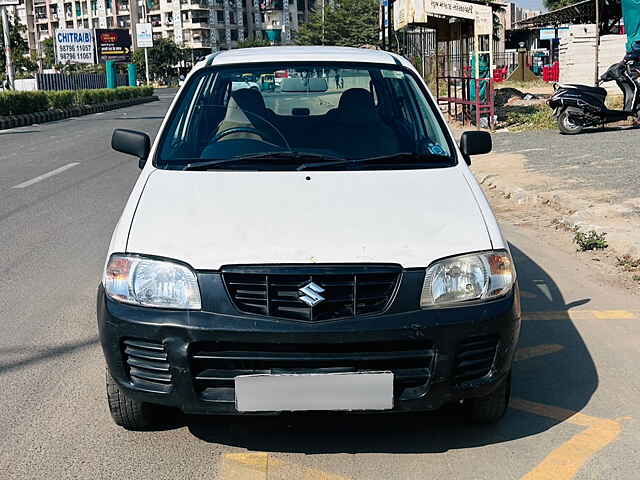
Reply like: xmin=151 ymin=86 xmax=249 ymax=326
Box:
xmin=548 ymin=60 xmax=640 ymax=134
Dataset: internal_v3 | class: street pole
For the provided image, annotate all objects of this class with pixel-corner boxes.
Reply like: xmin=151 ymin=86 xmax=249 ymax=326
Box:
xmin=1 ymin=6 xmax=15 ymax=90
xmin=144 ymin=46 xmax=150 ymax=85
xmin=594 ymin=0 xmax=600 ymax=86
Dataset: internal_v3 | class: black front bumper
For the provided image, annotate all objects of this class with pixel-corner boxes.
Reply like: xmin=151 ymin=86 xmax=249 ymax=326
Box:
xmin=97 ymin=273 xmax=521 ymax=415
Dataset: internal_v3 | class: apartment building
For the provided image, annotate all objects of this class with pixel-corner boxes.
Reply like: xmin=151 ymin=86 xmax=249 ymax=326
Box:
xmin=504 ymin=1 xmax=541 ymax=30
xmin=13 ymin=0 xmax=317 ymax=57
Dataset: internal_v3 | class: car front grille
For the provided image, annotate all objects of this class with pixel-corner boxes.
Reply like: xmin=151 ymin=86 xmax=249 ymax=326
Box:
xmin=122 ymin=339 xmax=172 ymax=392
xmin=189 ymin=339 xmax=436 ymax=404
xmin=454 ymin=335 xmax=499 ymax=384
xmin=222 ymin=265 xmax=401 ymax=322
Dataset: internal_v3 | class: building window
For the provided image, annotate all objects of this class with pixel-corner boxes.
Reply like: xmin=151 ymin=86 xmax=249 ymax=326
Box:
xmin=216 ymin=10 xmax=223 ymax=22
xmin=230 ymin=29 xmax=238 ymax=41
xmin=229 ymin=11 xmax=235 ymax=24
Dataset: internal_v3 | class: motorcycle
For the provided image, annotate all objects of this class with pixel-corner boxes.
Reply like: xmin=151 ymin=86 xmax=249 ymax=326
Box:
xmin=548 ymin=60 xmax=640 ymax=134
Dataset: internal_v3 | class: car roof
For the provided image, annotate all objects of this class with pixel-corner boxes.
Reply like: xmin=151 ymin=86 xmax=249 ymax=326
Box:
xmin=197 ymin=46 xmax=407 ymax=69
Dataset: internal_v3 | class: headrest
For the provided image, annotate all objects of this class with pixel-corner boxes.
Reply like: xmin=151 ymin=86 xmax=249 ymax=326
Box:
xmin=231 ymin=88 xmax=267 ymax=115
xmin=337 ymin=88 xmax=376 ymax=124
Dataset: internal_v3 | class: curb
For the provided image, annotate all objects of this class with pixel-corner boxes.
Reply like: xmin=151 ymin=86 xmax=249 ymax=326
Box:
xmin=0 ymin=96 xmax=159 ymax=131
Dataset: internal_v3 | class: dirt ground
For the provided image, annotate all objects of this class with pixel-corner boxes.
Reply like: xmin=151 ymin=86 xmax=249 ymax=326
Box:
xmin=471 ymin=151 xmax=640 ymax=294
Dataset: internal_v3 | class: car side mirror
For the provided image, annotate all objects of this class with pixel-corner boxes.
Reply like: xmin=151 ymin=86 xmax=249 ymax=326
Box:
xmin=459 ymin=131 xmax=492 ymax=166
xmin=112 ymin=129 xmax=151 ymax=169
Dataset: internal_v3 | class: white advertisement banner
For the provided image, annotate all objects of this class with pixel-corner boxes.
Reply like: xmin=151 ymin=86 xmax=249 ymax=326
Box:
xmin=136 ymin=23 xmax=153 ymax=48
xmin=55 ymin=29 xmax=95 ymax=64
xmin=394 ymin=0 xmax=492 ymax=36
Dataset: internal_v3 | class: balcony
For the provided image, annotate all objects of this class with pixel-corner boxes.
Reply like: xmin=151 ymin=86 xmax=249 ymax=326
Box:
xmin=189 ymin=0 xmax=209 ymax=8
xmin=184 ymin=21 xmax=210 ymax=29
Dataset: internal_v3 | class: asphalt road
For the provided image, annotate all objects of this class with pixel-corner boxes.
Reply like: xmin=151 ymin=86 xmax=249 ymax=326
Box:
xmin=1 ymin=91 xmax=640 ymax=479
xmin=492 ymin=127 xmax=640 ymax=201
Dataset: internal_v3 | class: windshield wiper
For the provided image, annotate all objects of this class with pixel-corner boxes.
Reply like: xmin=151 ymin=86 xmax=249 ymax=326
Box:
xmin=183 ymin=152 xmax=344 ymax=171
xmin=296 ymin=152 xmax=452 ymax=171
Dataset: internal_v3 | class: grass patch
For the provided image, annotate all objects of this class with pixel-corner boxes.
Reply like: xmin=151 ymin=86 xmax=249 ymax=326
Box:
xmin=500 ymin=79 xmax=549 ymax=91
xmin=605 ymin=95 xmax=624 ymax=110
xmin=617 ymin=255 xmax=640 ymax=272
xmin=574 ymin=230 xmax=608 ymax=252
xmin=502 ymin=105 xmax=556 ymax=131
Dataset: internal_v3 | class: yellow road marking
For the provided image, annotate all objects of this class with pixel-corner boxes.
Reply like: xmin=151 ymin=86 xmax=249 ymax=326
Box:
xmin=221 ymin=452 xmax=351 ymax=480
xmin=524 ymin=310 xmax=638 ymax=321
xmin=515 ymin=344 xmax=564 ymax=362
xmin=592 ymin=310 xmax=636 ymax=319
xmin=511 ymin=399 xmax=623 ymax=480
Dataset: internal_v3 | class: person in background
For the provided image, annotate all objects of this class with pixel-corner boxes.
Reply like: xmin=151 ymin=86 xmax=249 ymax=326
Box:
xmin=622 ymin=0 xmax=640 ymax=61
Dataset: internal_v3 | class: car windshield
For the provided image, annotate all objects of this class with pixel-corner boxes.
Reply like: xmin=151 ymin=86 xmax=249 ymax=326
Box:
xmin=157 ymin=62 xmax=455 ymax=170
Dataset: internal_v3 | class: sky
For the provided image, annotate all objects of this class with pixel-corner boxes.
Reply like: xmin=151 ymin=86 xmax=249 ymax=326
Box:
xmin=516 ymin=0 xmax=545 ymax=10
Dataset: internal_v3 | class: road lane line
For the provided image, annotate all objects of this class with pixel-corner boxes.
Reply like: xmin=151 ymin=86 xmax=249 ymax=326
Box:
xmin=592 ymin=310 xmax=635 ymax=319
xmin=512 ymin=399 xmax=623 ymax=480
xmin=222 ymin=453 xmax=268 ymax=480
xmin=515 ymin=344 xmax=564 ymax=362
xmin=524 ymin=310 xmax=638 ymax=321
xmin=11 ymin=162 xmax=79 ymax=189
xmin=222 ymin=452 xmax=351 ymax=480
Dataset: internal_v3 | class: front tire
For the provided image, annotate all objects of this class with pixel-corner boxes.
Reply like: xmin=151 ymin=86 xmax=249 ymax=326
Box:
xmin=558 ymin=110 xmax=584 ymax=135
xmin=106 ymin=369 xmax=156 ymax=430
xmin=466 ymin=372 xmax=511 ymax=424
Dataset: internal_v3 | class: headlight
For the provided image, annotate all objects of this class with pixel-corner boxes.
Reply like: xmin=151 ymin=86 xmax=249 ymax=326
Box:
xmin=103 ymin=254 xmax=201 ymax=310
xmin=420 ymin=250 xmax=515 ymax=308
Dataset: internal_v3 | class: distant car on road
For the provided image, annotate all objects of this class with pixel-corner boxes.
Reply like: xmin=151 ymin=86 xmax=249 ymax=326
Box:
xmin=101 ymin=46 xmax=521 ymax=430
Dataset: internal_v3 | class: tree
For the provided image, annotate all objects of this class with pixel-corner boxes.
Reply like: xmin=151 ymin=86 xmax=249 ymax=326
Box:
xmin=42 ymin=37 xmax=55 ymax=69
xmin=133 ymin=38 xmax=181 ymax=84
xmin=0 ymin=16 xmax=37 ymax=82
xmin=296 ymin=0 xmax=379 ymax=47
xmin=544 ymin=0 xmax=581 ymax=10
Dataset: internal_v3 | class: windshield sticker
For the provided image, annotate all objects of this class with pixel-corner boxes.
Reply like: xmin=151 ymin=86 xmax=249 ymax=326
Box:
xmin=427 ymin=143 xmax=448 ymax=156
xmin=381 ymin=70 xmax=404 ymax=79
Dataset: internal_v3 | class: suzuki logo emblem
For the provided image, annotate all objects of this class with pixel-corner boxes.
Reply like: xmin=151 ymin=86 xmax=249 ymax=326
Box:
xmin=298 ymin=282 xmax=325 ymax=307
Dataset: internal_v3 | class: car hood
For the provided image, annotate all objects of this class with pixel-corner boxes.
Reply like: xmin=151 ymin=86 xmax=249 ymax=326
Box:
xmin=126 ymin=168 xmax=492 ymax=270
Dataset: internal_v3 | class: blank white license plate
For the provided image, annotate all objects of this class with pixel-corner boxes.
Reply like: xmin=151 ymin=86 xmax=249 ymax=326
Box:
xmin=235 ymin=371 xmax=394 ymax=412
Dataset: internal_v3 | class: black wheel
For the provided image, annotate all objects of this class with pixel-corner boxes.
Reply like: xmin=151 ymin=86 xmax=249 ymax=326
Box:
xmin=466 ymin=372 xmax=511 ymax=424
xmin=106 ymin=369 xmax=156 ymax=430
xmin=557 ymin=110 xmax=584 ymax=135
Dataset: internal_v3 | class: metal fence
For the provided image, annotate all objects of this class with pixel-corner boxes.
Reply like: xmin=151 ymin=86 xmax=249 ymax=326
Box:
xmin=36 ymin=73 xmax=129 ymax=91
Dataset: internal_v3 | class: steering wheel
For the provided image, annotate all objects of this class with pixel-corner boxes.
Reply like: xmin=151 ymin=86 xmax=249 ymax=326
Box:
xmin=211 ymin=125 xmax=289 ymax=149
xmin=213 ymin=126 xmax=267 ymax=142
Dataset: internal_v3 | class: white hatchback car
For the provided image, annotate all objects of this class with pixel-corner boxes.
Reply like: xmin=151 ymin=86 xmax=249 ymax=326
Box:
xmin=100 ymin=46 xmax=520 ymax=430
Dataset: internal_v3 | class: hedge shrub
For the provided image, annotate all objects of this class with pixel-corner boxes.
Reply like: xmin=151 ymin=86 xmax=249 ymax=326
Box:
xmin=0 ymin=91 xmax=49 ymax=116
xmin=46 ymin=91 xmax=76 ymax=110
xmin=0 ymin=86 xmax=155 ymax=116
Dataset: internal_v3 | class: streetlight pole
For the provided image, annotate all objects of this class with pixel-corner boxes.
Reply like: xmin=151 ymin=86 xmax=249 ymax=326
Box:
xmin=1 ymin=6 xmax=15 ymax=90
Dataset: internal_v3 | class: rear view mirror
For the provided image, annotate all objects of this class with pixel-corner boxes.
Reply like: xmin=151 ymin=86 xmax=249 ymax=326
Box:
xmin=112 ymin=129 xmax=151 ymax=169
xmin=459 ymin=131 xmax=492 ymax=165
